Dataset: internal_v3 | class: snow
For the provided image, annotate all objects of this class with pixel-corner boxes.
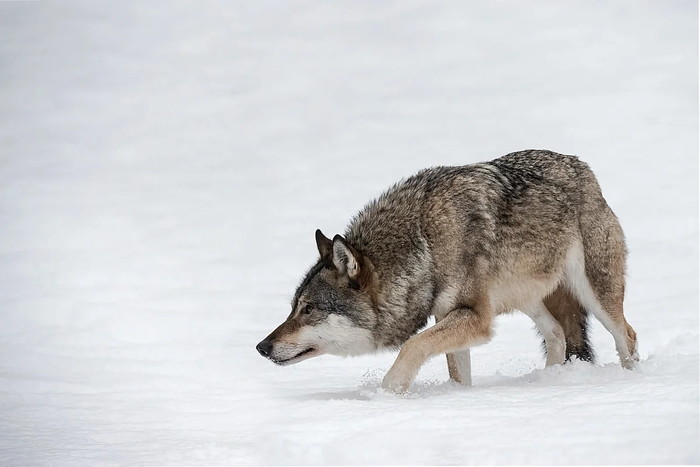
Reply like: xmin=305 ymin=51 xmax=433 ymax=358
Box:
xmin=0 ymin=1 xmax=697 ymax=465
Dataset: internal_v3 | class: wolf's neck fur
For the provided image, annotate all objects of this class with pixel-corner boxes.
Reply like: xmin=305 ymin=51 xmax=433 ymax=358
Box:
xmin=344 ymin=173 xmax=436 ymax=349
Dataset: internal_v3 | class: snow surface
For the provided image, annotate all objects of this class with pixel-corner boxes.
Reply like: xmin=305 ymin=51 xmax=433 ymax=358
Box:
xmin=1 ymin=1 xmax=698 ymax=465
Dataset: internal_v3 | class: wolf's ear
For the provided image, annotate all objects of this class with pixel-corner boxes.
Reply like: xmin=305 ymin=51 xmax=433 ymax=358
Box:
xmin=332 ymin=235 xmax=360 ymax=279
xmin=315 ymin=229 xmax=333 ymax=260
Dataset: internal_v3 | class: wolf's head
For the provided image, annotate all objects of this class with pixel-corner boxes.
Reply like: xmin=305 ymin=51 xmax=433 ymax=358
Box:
xmin=256 ymin=230 xmax=378 ymax=365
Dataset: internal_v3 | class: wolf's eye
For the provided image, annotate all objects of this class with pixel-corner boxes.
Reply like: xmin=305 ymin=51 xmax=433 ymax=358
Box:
xmin=302 ymin=304 xmax=313 ymax=315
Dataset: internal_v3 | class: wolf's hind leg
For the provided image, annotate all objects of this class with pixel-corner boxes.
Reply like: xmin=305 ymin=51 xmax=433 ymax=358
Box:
xmin=565 ymin=239 xmax=638 ymax=368
xmin=574 ymin=285 xmax=638 ymax=369
xmin=521 ymin=300 xmax=566 ymax=367
xmin=543 ymin=285 xmax=594 ymax=363
xmin=575 ymin=186 xmax=638 ymax=368
xmin=446 ymin=349 xmax=472 ymax=386
xmin=382 ymin=304 xmax=492 ymax=393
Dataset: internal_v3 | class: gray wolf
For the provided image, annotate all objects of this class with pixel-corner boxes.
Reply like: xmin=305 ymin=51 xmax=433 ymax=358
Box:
xmin=256 ymin=149 xmax=638 ymax=392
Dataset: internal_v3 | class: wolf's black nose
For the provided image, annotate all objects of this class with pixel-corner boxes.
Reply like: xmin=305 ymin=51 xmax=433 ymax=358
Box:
xmin=256 ymin=340 xmax=272 ymax=358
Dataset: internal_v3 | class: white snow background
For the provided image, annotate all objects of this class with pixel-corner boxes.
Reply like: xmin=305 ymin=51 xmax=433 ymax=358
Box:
xmin=1 ymin=1 xmax=698 ymax=465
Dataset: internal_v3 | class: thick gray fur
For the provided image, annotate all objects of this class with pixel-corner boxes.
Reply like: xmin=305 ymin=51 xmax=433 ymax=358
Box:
xmin=257 ymin=149 xmax=637 ymax=392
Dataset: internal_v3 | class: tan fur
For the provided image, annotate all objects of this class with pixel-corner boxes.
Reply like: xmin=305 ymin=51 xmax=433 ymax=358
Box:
xmin=383 ymin=296 xmax=493 ymax=392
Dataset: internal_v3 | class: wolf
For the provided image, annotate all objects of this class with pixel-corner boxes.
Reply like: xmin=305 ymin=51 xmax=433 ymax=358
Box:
xmin=256 ymin=149 xmax=638 ymax=392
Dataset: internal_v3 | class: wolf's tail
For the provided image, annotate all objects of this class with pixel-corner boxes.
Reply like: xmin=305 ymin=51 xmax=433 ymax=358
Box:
xmin=542 ymin=285 xmax=594 ymax=363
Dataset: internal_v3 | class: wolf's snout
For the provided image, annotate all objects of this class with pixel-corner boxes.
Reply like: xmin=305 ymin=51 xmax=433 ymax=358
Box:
xmin=256 ymin=340 xmax=273 ymax=358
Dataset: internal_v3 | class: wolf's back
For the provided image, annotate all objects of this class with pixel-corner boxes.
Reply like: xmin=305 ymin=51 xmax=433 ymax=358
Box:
xmin=343 ymin=150 xmax=623 ymax=363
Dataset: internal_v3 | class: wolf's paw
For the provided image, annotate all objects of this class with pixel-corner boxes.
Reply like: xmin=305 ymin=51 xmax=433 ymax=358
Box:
xmin=381 ymin=370 xmax=411 ymax=394
xmin=621 ymin=353 xmax=640 ymax=370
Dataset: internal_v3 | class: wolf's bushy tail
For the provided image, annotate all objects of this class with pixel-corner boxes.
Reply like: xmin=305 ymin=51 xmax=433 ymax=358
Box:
xmin=542 ymin=285 xmax=594 ymax=363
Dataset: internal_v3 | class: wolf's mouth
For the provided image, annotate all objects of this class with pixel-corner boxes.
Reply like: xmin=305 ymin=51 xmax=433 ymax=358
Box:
xmin=274 ymin=347 xmax=317 ymax=365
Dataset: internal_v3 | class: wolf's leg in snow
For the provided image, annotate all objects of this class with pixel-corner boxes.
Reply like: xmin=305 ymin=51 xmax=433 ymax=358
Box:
xmin=446 ymin=350 xmax=472 ymax=386
xmin=521 ymin=300 xmax=566 ymax=367
xmin=571 ymin=280 xmax=638 ymax=369
xmin=382 ymin=305 xmax=491 ymax=393
xmin=434 ymin=314 xmax=472 ymax=386
xmin=543 ymin=285 xmax=594 ymax=363
xmin=565 ymin=239 xmax=638 ymax=368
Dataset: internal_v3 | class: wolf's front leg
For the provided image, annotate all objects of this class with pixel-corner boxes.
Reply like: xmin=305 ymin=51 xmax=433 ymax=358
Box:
xmin=446 ymin=349 xmax=472 ymax=386
xmin=437 ymin=314 xmax=472 ymax=386
xmin=382 ymin=305 xmax=492 ymax=393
